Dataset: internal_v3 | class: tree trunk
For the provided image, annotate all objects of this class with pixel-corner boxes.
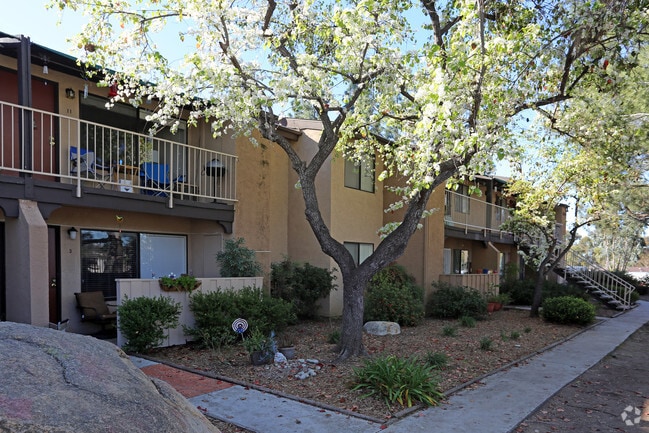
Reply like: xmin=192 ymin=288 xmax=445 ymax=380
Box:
xmin=530 ymin=272 xmax=545 ymax=317
xmin=336 ymin=270 xmax=372 ymax=361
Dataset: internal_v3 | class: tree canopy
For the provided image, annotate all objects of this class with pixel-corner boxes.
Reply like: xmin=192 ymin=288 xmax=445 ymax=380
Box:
xmin=50 ymin=0 xmax=649 ymax=359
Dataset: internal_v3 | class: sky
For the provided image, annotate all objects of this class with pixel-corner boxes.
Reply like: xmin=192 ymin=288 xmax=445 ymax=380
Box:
xmin=2 ymin=0 xmax=83 ymax=54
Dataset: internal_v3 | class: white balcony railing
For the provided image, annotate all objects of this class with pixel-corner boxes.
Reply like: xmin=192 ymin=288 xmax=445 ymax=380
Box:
xmin=444 ymin=190 xmax=512 ymax=236
xmin=0 ymin=100 xmax=237 ymax=202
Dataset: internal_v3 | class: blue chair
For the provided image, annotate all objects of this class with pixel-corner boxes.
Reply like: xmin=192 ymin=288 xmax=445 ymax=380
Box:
xmin=140 ymin=162 xmax=173 ymax=196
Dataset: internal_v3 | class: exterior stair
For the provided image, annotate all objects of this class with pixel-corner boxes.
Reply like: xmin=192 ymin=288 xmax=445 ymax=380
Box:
xmin=554 ymin=251 xmax=636 ymax=310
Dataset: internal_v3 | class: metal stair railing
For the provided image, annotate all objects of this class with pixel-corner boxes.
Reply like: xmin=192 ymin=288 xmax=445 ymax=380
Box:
xmin=561 ymin=250 xmax=635 ymax=309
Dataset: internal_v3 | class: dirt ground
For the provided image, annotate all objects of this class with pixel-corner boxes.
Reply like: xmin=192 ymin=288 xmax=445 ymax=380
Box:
xmin=513 ymin=319 xmax=649 ymax=433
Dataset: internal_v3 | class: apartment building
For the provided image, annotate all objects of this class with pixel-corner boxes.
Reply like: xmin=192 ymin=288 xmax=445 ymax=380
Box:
xmin=0 ymin=31 xmax=541 ymax=332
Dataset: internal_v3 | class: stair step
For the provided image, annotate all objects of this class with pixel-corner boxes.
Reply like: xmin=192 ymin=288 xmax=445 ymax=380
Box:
xmin=599 ymin=294 xmax=613 ymax=300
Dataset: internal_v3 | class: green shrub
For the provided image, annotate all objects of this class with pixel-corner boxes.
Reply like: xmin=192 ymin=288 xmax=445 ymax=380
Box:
xmin=499 ymin=279 xmax=534 ymax=305
xmin=510 ymin=331 xmax=521 ymax=340
xmin=613 ymin=286 xmax=640 ymax=304
xmin=271 ymin=258 xmax=337 ymax=319
xmin=543 ymin=281 xmax=589 ymax=301
xmin=541 ymin=296 xmax=596 ymax=326
xmin=185 ymin=287 xmax=296 ymax=348
xmin=459 ymin=315 xmax=476 ymax=328
xmin=424 ymin=352 xmax=449 ymax=369
xmin=500 ymin=279 xmax=589 ymax=305
xmin=352 ymin=356 xmax=444 ymax=407
xmin=327 ymin=329 xmax=341 ymax=344
xmin=442 ymin=325 xmax=457 ymax=337
xmin=479 ymin=337 xmax=493 ymax=351
xmin=427 ymin=282 xmax=487 ymax=319
xmin=216 ymin=237 xmax=263 ymax=277
xmin=364 ymin=265 xmax=425 ymax=326
xmin=118 ymin=295 xmax=181 ymax=353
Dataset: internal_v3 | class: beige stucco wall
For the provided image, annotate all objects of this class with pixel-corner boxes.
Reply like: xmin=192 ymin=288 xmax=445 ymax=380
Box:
xmin=46 ymin=206 xmax=227 ymax=334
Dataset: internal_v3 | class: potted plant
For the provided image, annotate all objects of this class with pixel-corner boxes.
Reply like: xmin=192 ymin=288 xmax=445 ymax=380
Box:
xmin=487 ymin=292 xmax=510 ymax=312
xmin=158 ymin=273 xmax=201 ymax=292
xmin=243 ymin=329 xmax=275 ymax=365
xmin=276 ymin=333 xmax=297 ymax=360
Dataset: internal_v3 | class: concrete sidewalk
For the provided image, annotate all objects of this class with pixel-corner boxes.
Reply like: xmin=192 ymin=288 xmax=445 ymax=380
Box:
xmin=132 ymin=300 xmax=649 ymax=433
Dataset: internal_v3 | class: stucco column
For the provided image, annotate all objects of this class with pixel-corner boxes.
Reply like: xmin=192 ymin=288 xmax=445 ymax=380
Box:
xmin=5 ymin=199 xmax=49 ymax=326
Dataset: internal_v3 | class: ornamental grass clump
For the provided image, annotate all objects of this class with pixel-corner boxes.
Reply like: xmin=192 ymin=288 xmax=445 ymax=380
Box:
xmin=352 ymin=355 xmax=444 ymax=408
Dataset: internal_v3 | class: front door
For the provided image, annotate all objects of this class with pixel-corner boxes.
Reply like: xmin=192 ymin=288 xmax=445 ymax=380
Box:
xmin=48 ymin=226 xmax=61 ymax=324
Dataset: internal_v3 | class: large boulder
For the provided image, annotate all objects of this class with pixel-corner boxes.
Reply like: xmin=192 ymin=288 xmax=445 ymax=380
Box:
xmin=0 ymin=322 xmax=219 ymax=433
xmin=363 ymin=321 xmax=401 ymax=336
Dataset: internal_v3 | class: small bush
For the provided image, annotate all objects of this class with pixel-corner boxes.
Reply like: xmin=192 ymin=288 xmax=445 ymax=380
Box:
xmin=543 ymin=281 xmax=589 ymax=301
xmin=271 ymin=258 xmax=337 ymax=319
xmin=500 ymin=279 xmax=589 ymax=305
xmin=364 ymin=265 xmax=425 ymax=326
xmin=541 ymin=296 xmax=596 ymax=326
xmin=327 ymin=329 xmax=341 ymax=344
xmin=459 ymin=315 xmax=476 ymax=328
xmin=442 ymin=325 xmax=457 ymax=337
xmin=499 ymin=279 xmax=534 ymax=305
xmin=510 ymin=331 xmax=521 ymax=340
xmin=524 ymin=326 xmax=532 ymax=333
xmin=118 ymin=295 xmax=181 ymax=353
xmin=352 ymin=356 xmax=444 ymax=407
xmin=424 ymin=352 xmax=449 ymax=370
xmin=186 ymin=287 xmax=296 ymax=348
xmin=479 ymin=337 xmax=493 ymax=351
xmin=216 ymin=237 xmax=263 ymax=277
xmin=427 ymin=283 xmax=487 ymax=319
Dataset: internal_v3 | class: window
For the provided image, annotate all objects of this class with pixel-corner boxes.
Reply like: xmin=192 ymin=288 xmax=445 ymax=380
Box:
xmin=454 ymin=185 xmax=470 ymax=214
xmin=80 ymin=230 xmax=187 ymax=299
xmin=344 ymin=242 xmax=374 ymax=265
xmin=443 ymin=248 xmax=452 ymax=274
xmin=344 ymin=156 xmax=375 ymax=192
xmin=140 ymin=234 xmax=187 ymax=279
xmin=80 ymin=230 xmax=138 ymax=300
xmin=452 ymin=249 xmax=469 ymax=274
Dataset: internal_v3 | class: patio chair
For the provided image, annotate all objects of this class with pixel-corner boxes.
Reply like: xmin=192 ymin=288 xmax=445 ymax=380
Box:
xmin=74 ymin=291 xmax=117 ymax=332
xmin=139 ymin=162 xmax=180 ymax=197
xmin=70 ymin=147 xmax=112 ymax=185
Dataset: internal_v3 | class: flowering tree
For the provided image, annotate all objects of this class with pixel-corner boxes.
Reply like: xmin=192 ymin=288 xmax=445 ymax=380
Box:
xmin=50 ymin=0 xmax=649 ymax=359
xmin=503 ymin=42 xmax=649 ymax=316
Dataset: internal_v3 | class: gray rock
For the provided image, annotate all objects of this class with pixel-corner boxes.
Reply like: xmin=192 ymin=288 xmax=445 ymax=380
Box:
xmin=363 ymin=321 xmax=401 ymax=336
xmin=0 ymin=322 xmax=220 ymax=433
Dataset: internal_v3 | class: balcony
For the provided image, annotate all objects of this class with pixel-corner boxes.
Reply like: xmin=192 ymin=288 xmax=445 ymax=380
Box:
xmin=0 ymin=100 xmax=237 ymax=205
xmin=444 ymin=190 xmax=513 ymax=241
